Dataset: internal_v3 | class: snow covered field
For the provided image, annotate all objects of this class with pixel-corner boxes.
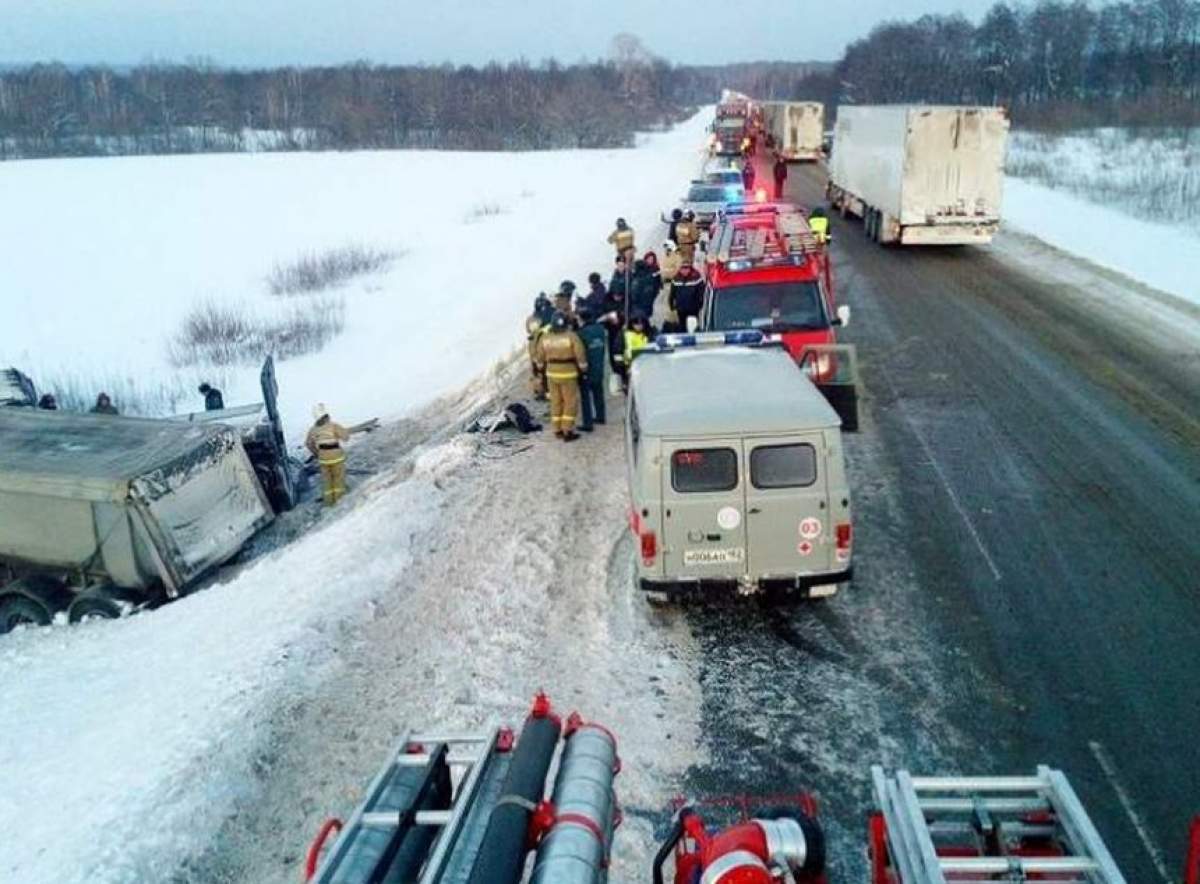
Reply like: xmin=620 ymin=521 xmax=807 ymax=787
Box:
xmin=1003 ymin=177 xmax=1200 ymax=311
xmin=1002 ymin=126 xmax=1200 ymax=311
xmin=0 ymin=114 xmax=709 ymax=884
xmin=0 ymin=112 xmax=709 ymax=441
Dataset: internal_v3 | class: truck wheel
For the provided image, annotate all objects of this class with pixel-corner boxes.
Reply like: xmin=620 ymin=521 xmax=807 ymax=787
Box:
xmin=0 ymin=576 xmax=72 ymax=634
xmin=0 ymin=593 xmax=53 ymax=633
xmin=67 ymin=585 xmax=142 ymax=623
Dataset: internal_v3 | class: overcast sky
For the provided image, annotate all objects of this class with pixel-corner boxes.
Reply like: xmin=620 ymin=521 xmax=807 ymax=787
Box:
xmin=0 ymin=0 xmax=1000 ymax=67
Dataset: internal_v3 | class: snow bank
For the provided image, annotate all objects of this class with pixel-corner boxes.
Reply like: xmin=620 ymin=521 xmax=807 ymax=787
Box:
xmin=0 ymin=455 xmax=438 ymax=883
xmin=0 ymin=112 xmax=709 ymax=443
xmin=1003 ymin=176 xmax=1200 ymax=310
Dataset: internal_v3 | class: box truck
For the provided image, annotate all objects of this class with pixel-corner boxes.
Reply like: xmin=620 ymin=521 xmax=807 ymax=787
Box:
xmin=763 ymin=101 xmax=824 ymax=162
xmin=827 ymin=105 xmax=1009 ymax=245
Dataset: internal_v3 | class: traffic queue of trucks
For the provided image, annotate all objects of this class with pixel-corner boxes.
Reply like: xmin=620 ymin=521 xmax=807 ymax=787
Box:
xmin=708 ymin=99 xmax=1010 ymax=246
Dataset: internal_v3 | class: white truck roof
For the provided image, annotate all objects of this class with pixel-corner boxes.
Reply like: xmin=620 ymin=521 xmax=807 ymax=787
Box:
xmin=0 ymin=409 xmax=244 ymax=501
xmin=631 ymin=346 xmax=840 ymax=437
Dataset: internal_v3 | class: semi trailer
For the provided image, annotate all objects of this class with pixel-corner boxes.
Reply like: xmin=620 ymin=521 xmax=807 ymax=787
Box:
xmin=827 ymin=105 xmax=1009 ymax=245
xmin=0 ymin=408 xmax=274 ymax=632
xmin=762 ymin=101 xmax=824 ymax=162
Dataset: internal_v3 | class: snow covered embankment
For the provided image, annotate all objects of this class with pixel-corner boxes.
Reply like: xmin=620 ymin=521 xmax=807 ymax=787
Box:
xmin=1002 ymin=127 xmax=1200 ymax=311
xmin=0 ymin=112 xmax=710 ymax=442
xmin=0 ymin=113 xmax=710 ymax=884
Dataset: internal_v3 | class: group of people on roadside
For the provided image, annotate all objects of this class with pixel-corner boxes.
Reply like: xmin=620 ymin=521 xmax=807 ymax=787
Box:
xmin=32 ymin=382 xmax=225 ymax=416
xmin=525 ymin=216 xmax=709 ymax=442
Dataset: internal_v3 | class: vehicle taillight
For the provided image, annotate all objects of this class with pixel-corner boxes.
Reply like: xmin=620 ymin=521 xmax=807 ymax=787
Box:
xmin=802 ymin=353 xmax=833 ymax=380
xmin=835 ymin=522 xmax=852 ymax=563
xmin=640 ymin=531 xmax=657 ymax=564
xmin=629 ymin=508 xmax=641 ymax=535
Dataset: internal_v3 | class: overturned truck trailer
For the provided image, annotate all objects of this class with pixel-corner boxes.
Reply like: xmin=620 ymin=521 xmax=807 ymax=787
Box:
xmin=0 ymin=409 xmax=274 ymax=633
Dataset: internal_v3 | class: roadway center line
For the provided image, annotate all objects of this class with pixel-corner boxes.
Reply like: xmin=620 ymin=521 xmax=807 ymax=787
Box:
xmin=1088 ymin=739 xmax=1173 ymax=883
xmin=881 ymin=373 xmax=1002 ymax=582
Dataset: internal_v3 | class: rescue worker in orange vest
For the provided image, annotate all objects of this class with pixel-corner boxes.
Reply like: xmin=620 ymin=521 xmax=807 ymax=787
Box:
xmin=808 ymin=206 xmax=830 ymax=243
xmin=533 ymin=311 xmax=588 ymax=442
xmin=606 ymin=217 xmax=636 ymax=262
xmin=675 ymin=211 xmax=700 ymax=265
xmin=305 ymin=403 xmax=351 ymax=505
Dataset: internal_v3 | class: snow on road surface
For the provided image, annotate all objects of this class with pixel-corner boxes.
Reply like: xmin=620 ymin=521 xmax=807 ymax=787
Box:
xmin=0 ymin=111 xmax=709 ymax=441
xmin=0 ymin=115 xmax=708 ymax=884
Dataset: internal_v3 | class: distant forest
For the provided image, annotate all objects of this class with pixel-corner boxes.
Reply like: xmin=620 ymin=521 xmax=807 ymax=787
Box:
xmin=821 ymin=0 xmax=1200 ymax=128
xmin=1 ymin=1 xmax=1196 ymax=160
xmin=0 ymin=34 xmax=836 ymax=160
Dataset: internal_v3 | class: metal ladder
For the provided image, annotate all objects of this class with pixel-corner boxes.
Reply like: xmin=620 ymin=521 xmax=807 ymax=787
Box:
xmin=312 ymin=728 xmax=512 ymax=884
xmin=872 ymin=765 xmax=1128 ymax=883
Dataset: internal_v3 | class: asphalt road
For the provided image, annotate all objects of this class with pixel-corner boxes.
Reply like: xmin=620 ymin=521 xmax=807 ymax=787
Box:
xmin=679 ymin=157 xmax=1200 ymax=880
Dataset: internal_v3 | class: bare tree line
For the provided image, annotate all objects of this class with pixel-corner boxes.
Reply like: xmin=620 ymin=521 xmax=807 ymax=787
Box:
xmin=822 ymin=0 xmax=1200 ymax=127
xmin=0 ymin=55 xmax=696 ymax=160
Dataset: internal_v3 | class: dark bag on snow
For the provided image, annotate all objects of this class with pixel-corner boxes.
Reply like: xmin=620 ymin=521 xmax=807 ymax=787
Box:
xmin=505 ymin=403 xmax=541 ymax=433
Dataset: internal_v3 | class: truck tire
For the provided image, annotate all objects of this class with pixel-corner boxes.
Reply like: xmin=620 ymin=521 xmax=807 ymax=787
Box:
xmin=67 ymin=585 xmax=142 ymax=623
xmin=0 ymin=576 xmax=71 ymax=634
xmin=0 ymin=593 xmax=53 ymax=633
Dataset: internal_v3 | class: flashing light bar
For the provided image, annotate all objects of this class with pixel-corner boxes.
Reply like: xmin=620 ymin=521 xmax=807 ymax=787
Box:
xmin=724 ymin=254 xmax=808 ymax=271
xmin=655 ymin=330 xmax=766 ymax=350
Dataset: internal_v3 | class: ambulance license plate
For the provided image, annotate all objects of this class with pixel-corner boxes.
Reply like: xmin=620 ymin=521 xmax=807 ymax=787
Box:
xmin=683 ymin=548 xmax=745 ymax=566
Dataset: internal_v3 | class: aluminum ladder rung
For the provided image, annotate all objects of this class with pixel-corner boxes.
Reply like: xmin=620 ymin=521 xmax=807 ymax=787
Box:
xmin=360 ymin=809 xmax=454 ymax=829
xmin=871 ymin=765 xmax=1129 ymax=884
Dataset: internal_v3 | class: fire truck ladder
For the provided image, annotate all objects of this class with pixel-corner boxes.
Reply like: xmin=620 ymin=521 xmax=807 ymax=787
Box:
xmin=872 ymin=765 xmax=1128 ymax=883
xmin=310 ymin=728 xmax=514 ymax=884
xmin=710 ymin=208 xmax=822 ymax=266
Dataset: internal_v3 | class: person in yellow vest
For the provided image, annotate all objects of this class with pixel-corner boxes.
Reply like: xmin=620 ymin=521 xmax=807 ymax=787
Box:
xmin=675 ymin=211 xmax=700 ymax=264
xmin=533 ymin=311 xmax=589 ymax=442
xmin=808 ymin=206 xmax=830 ymax=243
xmin=622 ymin=314 xmax=651 ymax=391
xmin=606 ymin=217 xmax=636 ymax=262
xmin=305 ymin=404 xmax=351 ymax=505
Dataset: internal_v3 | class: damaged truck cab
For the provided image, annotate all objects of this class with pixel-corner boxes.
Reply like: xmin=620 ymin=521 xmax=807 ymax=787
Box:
xmin=625 ymin=334 xmax=853 ymax=605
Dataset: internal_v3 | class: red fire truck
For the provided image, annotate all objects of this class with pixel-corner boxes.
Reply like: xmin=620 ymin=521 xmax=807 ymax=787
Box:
xmin=700 ymin=203 xmax=857 ymax=428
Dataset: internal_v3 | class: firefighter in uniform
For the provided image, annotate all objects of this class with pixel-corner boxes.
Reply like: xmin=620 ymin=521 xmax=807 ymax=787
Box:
xmin=606 ymin=217 xmax=636 ymax=262
xmin=533 ymin=312 xmax=588 ymax=442
xmin=808 ymin=206 xmax=830 ymax=243
xmin=306 ymin=403 xmax=351 ymax=505
xmin=525 ymin=293 xmax=553 ymax=400
xmin=675 ymin=211 xmax=700 ymax=265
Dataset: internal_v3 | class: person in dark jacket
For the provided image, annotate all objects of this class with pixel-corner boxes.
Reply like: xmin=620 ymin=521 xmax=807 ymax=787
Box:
xmin=667 ymin=208 xmax=683 ymax=244
xmin=90 ymin=392 xmax=118 ymax=415
xmin=742 ymin=161 xmax=756 ymax=193
xmin=609 ymin=255 xmax=631 ymax=314
xmin=198 ymin=382 xmax=225 ymax=411
xmin=629 ymin=259 xmax=658 ymax=320
xmin=772 ymin=154 xmax=788 ymax=199
xmin=575 ymin=308 xmax=609 ymax=430
xmin=670 ymin=263 xmax=707 ymax=330
xmin=579 ymin=272 xmax=607 ymax=315
xmin=642 ymin=250 xmax=663 ymax=306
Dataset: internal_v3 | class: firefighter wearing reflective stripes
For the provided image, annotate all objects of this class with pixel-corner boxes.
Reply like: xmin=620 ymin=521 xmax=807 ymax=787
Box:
xmin=675 ymin=213 xmax=700 ymax=264
xmin=606 ymin=217 xmax=636 ymax=262
xmin=305 ymin=404 xmax=351 ymax=504
xmin=534 ymin=312 xmax=588 ymax=441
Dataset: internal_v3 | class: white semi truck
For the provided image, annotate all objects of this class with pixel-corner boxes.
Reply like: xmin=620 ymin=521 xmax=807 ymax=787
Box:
xmin=762 ymin=101 xmax=824 ymax=162
xmin=827 ymin=105 xmax=1009 ymax=245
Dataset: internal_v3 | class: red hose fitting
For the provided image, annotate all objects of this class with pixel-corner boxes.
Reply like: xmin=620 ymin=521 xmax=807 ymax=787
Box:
xmin=303 ymin=817 xmax=343 ymax=881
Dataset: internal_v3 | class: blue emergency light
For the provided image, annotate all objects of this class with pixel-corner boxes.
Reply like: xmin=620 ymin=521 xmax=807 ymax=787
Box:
xmin=654 ymin=330 xmax=765 ymax=350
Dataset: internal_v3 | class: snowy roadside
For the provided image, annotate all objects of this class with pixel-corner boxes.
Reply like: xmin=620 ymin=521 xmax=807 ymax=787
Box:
xmin=0 ymin=110 xmax=711 ymax=443
xmin=1001 ymin=176 xmax=1200 ymax=313
xmin=0 ymin=117 xmax=710 ymax=884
